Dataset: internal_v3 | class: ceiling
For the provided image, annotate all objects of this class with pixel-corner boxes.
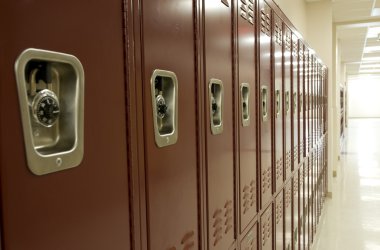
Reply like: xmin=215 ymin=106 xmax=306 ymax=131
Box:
xmin=333 ymin=0 xmax=380 ymax=76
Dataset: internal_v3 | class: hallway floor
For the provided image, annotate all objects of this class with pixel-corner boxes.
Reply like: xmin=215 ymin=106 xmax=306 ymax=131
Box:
xmin=312 ymin=119 xmax=380 ymax=250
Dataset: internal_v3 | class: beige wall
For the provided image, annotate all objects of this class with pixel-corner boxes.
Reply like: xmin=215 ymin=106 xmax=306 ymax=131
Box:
xmin=275 ymin=0 xmax=308 ymax=38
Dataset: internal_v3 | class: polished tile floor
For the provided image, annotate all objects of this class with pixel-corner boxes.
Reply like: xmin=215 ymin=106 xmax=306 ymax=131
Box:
xmin=312 ymin=119 xmax=380 ymax=250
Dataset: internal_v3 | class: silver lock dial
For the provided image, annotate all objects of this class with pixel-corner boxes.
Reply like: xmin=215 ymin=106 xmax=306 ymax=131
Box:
xmin=32 ymin=89 xmax=60 ymax=127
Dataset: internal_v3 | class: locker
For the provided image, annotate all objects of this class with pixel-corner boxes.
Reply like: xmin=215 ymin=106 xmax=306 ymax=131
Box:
xmin=284 ymin=181 xmax=292 ymax=250
xmin=303 ymin=48 xmax=309 ymax=158
xmin=260 ymin=203 xmax=273 ymax=250
xmin=275 ymin=191 xmax=284 ymax=250
xmin=273 ymin=13 xmax=284 ymax=193
xmin=291 ymin=35 xmax=299 ymax=170
xmin=139 ymin=0 xmax=200 ymax=248
xmin=298 ymin=43 xmax=305 ymax=163
xmin=259 ymin=0 xmax=273 ymax=208
xmin=238 ymin=0 xmax=258 ymax=233
xmin=204 ymin=1 xmax=235 ymax=248
xmin=292 ymin=171 xmax=300 ymax=250
xmin=304 ymin=203 xmax=310 ymax=250
xmin=283 ymin=25 xmax=292 ymax=180
xmin=298 ymin=163 xmax=305 ymax=250
xmin=241 ymin=223 xmax=258 ymax=250
xmin=0 ymin=1 xmax=131 ymax=249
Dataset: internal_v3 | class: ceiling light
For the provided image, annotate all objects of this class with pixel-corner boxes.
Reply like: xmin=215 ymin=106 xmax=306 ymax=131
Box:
xmin=362 ymin=56 xmax=380 ymax=61
xmin=359 ymin=69 xmax=380 ymax=73
xmin=364 ymin=46 xmax=380 ymax=53
xmin=366 ymin=27 xmax=380 ymax=39
xmin=360 ymin=64 xmax=380 ymax=68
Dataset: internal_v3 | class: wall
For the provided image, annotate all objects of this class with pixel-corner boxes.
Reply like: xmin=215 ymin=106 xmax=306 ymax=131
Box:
xmin=275 ymin=0 xmax=308 ymax=38
xmin=348 ymin=77 xmax=380 ymax=118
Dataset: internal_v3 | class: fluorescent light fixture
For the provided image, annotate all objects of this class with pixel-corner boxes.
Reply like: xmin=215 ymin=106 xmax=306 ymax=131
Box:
xmin=362 ymin=56 xmax=380 ymax=61
xmin=359 ymin=69 xmax=380 ymax=73
xmin=366 ymin=27 xmax=380 ymax=39
xmin=372 ymin=8 xmax=380 ymax=17
xmin=360 ymin=64 xmax=380 ymax=68
xmin=364 ymin=46 xmax=380 ymax=53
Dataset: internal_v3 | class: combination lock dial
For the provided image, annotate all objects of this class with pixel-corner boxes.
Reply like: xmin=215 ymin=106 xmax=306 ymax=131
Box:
xmin=32 ymin=89 xmax=60 ymax=127
xmin=156 ymin=94 xmax=168 ymax=119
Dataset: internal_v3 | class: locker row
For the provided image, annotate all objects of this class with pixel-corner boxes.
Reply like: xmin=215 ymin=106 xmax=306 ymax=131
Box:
xmin=0 ymin=0 xmax=328 ymax=249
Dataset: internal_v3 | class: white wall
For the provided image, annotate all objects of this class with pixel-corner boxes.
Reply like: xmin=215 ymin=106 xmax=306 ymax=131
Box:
xmin=348 ymin=77 xmax=380 ymax=118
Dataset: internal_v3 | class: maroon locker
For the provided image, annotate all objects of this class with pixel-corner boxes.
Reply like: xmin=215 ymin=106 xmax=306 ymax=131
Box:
xmin=291 ymin=35 xmax=299 ymax=170
xmin=139 ymin=0 xmax=200 ymax=248
xmin=204 ymin=1 xmax=235 ymax=248
xmin=283 ymin=25 xmax=292 ymax=180
xmin=292 ymin=171 xmax=300 ymax=250
xmin=273 ymin=13 xmax=284 ymax=193
xmin=241 ymin=223 xmax=258 ymax=250
xmin=284 ymin=181 xmax=292 ymax=250
xmin=0 ymin=1 xmax=131 ymax=249
xmin=259 ymin=0 xmax=273 ymax=209
xmin=238 ymin=0 xmax=258 ymax=233
xmin=275 ymin=191 xmax=284 ymax=250
xmin=299 ymin=164 xmax=305 ymax=250
xmin=303 ymin=48 xmax=309 ymax=158
xmin=260 ymin=203 xmax=273 ymax=250
xmin=298 ymin=43 xmax=305 ymax=164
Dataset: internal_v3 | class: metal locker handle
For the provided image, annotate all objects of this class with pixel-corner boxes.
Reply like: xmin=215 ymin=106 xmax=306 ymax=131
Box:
xmin=285 ymin=91 xmax=290 ymax=114
xmin=15 ymin=48 xmax=84 ymax=175
xmin=293 ymin=92 xmax=297 ymax=114
xmin=150 ymin=69 xmax=178 ymax=147
xmin=240 ymin=83 xmax=250 ymax=127
xmin=275 ymin=89 xmax=281 ymax=118
xmin=261 ymin=86 xmax=268 ymax=122
xmin=209 ymin=79 xmax=224 ymax=135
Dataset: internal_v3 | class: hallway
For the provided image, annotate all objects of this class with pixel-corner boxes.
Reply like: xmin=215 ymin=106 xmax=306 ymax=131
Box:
xmin=313 ymin=119 xmax=380 ymax=250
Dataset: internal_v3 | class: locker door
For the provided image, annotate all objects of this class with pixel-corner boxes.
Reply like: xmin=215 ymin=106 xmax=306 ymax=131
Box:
xmin=241 ymin=223 xmax=258 ymax=250
xmin=0 ymin=1 xmax=131 ymax=249
xmin=291 ymin=35 xmax=299 ymax=170
xmin=299 ymin=164 xmax=305 ymax=250
xmin=259 ymin=0 xmax=273 ymax=209
xmin=238 ymin=0 xmax=258 ymax=233
xmin=273 ymin=13 xmax=284 ymax=193
xmin=284 ymin=181 xmax=292 ymax=250
xmin=140 ymin=0 xmax=199 ymax=248
xmin=204 ymin=1 xmax=235 ymax=248
xmin=298 ymin=43 xmax=305 ymax=164
xmin=275 ymin=191 xmax=284 ymax=250
xmin=303 ymin=48 xmax=309 ymax=158
xmin=292 ymin=171 xmax=300 ymax=250
xmin=260 ymin=203 xmax=273 ymax=250
xmin=283 ymin=25 xmax=292 ymax=180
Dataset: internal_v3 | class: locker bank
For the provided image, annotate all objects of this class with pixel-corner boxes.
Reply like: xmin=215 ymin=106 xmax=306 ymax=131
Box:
xmin=0 ymin=0 xmax=330 ymax=249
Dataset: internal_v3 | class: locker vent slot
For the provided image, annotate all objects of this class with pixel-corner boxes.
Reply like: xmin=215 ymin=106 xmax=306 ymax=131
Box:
xmin=224 ymin=200 xmax=233 ymax=234
xmin=221 ymin=0 xmax=230 ymax=7
xmin=276 ymin=198 xmax=283 ymax=225
xmin=212 ymin=208 xmax=223 ymax=246
xmin=274 ymin=22 xmax=282 ymax=46
xmin=285 ymin=31 xmax=291 ymax=51
xmin=293 ymin=175 xmax=299 ymax=196
xmin=260 ymin=8 xmax=271 ymax=36
xmin=261 ymin=167 xmax=271 ymax=194
xmin=275 ymin=157 xmax=283 ymax=182
xmin=242 ymin=180 xmax=256 ymax=214
xmin=286 ymin=186 xmax=292 ymax=209
xmin=261 ymin=210 xmax=271 ymax=247
xmin=294 ymin=144 xmax=299 ymax=164
xmin=181 ymin=231 xmax=195 ymax=250
xmin=286 ymin=151 xmax=291 ymax=174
